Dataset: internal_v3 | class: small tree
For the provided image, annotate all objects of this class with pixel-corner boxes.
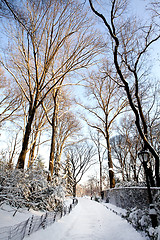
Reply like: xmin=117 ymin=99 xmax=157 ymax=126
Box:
xmin=90 ymin=130 xmax=106 ymax=194
xmin=65 ymin=141 xmax=96 ymax=197
xmin=64 ymin=153 xmax=74 ymax=196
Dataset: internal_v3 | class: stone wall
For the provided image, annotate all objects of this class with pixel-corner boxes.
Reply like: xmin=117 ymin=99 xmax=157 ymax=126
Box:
xmin=103 ymin=187 xmax=160 ymax=210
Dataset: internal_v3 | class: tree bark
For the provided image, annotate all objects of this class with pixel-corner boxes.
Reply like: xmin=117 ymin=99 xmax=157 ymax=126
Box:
xmin=16 ymin=106 xmax=36 ymax=169
xmin=106 ymin=129 xmax=115 ymax=188
xmin=28 ymin=133 xmax=37 ymax=168
xmin=99 ymin=160 xmax=102 ymax=193
xmin=105 ymin=109 xmax=115 ymax=188
xmin=49 ymin=118 xmax=56 ymax=177
xmin=48 ymin=95 xmax=58 ymax=178
xmin=73 ymin=183 xmax=77 ymax=197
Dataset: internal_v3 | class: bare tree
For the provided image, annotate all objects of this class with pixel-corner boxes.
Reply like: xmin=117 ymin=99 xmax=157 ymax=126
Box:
xmin=89 ymin=0 xmax=160 ymax=186
xmin=87 ymin=175 xmax=100 ymax=198
xmin=0 ymin=0 xmax=21 ymax=19
xmin=65 ymin=141 xmax=96 ymax=197
xmin=146 ymin=84 xmax=160 ymax=151
xmin=7 ymin=130 xmax=21 ymax=168
xmin=55 ymin=112 xmax=81 ymax=177
xmin=78 ymin=64 xmax=127 ymax=188
xmin=42 ymin=86 xmax=82 ymax=179
xmin=90 ymin=130 xmax=106 ymax=194
xmin=0 ymin=68 xmax=22 ymax=126
xmin=0 ymin=0 xmax=100 ymax=169
xmin=111 ymin=115 xmax=143 ymax=183
xmin=149 ymin=0 xmax=160 ymax=18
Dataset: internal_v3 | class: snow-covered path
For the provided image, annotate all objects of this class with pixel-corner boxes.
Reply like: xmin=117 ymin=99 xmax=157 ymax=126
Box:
xmin=25 ymin=198 xmax=146 ymax=240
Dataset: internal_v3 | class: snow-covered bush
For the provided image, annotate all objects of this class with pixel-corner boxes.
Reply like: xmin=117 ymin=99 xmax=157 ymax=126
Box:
xmin=147 ymin=227 xmax=160 ymax=240
xmin=126 ymin=207 xmax=151 ymax=230
xmin=154 ymin=192 xmax=160 ymax=223
xmin=0 ymin=167 xmax=65 ymax=212
xmin=125 ymin=207 xmax=160 ymax=239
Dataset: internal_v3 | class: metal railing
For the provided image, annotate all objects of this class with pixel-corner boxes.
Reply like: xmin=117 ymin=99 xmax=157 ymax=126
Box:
xmin=0 ymin=198 xmax=78 ymax=240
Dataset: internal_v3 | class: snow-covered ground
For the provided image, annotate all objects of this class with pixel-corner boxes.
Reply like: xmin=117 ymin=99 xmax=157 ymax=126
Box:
xmin=101 ymin=202 xmax=127 ymax=216
xmin=21 ymin=197 xmax=146 ymax=240
xmin=0 ymin=204 xmax=43 ymax=228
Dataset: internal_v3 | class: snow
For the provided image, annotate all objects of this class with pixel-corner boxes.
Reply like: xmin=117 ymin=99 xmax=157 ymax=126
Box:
xmin=101 ymin=202 xmax=127 ymax=216
xmin=0 ymin=204 xmax=43 ymax=228
xmin=22 ymin=198 xmax=146 ymax=240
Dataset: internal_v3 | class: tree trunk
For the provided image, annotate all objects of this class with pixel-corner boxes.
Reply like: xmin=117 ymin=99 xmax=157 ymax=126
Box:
xmin=133 ymin=165 xmax=138 ymax=183
xmin=49 ymin=121 xmax=56 ymax=177
xmin=99 ymin=160 xmax=102 ymax=193
xmin=8 ymin=132 xmax=19 ymax=169
xmin=48 ymin=98 xmax=58 ymax=178
xmin=105 ymin=116 xmax=115 ymax=188
xmin=16 ymin=104 xmax=36 ymax=169
xmin=54 ymin=150 xmax=63 ymax=177
xmin=106 ymin=133 xmax=115 ymax=188
xmin=73 ymin=183 xmax=77 ymax=197
xmin=28 ymin=137 xmax=37 ymax=168
xmin=97 ymin=140 xmax=103 ymax=193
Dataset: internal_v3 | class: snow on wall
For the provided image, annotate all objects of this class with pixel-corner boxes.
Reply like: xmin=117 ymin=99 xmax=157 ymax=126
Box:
xmin=103 ymin=187 xmax=160 ymax=210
